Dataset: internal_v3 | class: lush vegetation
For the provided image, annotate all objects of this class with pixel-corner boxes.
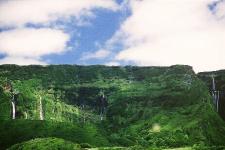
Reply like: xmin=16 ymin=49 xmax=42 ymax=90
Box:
xmin=198 ymin=70 xmax=225 ymax=121
xmin=8 ymin=137 xmax=81 ymax=150
xmin=0 ymin=120 xmax=109 ymax=149
xmin=0 ymin=65 xmax=225 ymax=149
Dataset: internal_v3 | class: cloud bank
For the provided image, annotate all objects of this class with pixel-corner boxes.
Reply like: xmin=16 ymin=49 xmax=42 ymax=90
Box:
xmin=0 ymin=28 xmax=69 ymax=57
xmin=0 ymin=0 xmax=118 ymax=27
xmin=107 ymin=0 xmax=225 ymax=72
xmin=81 ymin=49 xmax=111 ymax=60
xmin=0 ymin=57 xmax=47 ymax=66
xmin=0 ymin=0 xmax=118 ymax=65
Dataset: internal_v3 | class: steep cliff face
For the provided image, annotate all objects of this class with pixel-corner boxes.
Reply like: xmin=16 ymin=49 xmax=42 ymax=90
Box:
xmin=198 ymin=71 xmax=225 ymax=121
xmin=105 ymin=66 xmax=225 ymax=147
xmin=0 ymin=65 xmax=225 ymax=149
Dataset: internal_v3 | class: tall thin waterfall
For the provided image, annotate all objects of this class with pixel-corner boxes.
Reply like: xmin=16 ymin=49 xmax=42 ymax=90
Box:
xmin=24 ymin=112 xmax=28 ymax=119
xmin=100 ymin=93 xmax=104 ymax=121
xmin=217 ymin=91 xmax=220 ymax=112
xmin=9 ymin=83 xmax=17 ymax=119
xmin=211 ymin=75 xmax=219 ymax=112
xmin=212 ymin=76 xmax=216 ymax=91
xmin=99 ymin=92 xmax=107 ymax=121
xmin=39 ymin=96 xmax=44 ymax=120
xmin=11 ymin=94 xmax=16 ymax=119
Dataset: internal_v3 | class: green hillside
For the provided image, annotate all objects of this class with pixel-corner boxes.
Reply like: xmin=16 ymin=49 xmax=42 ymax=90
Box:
xmin=0 ymin=65 xmax=225 ymax=149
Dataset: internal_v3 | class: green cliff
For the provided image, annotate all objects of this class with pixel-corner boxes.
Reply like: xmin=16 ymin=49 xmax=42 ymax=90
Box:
xmin=0 ymin=65 xmax=224 ymax=149
xmin=198 ymin=70 xmax=225 ymax=122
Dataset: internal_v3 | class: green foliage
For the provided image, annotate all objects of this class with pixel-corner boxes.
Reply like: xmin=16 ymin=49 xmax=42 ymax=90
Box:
xmin=8 ymin=137 xmax=81 ymax=150
xmin=0 ymin=120 xmax=109 ymax=149
xmin=0 ymin=87 xmax=11 ymax=119
xmin=80 ymin=143 xmax=92 ymax=148
xmin=198 ymin=71 xmax=225 ymax=121
xmin=0 ymin=65 xmax=225 ymax=149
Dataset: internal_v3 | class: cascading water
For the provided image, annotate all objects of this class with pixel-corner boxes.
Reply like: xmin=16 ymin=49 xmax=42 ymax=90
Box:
xmin=24 ymin=112 xmax=28 ymax=119
xmin=99 ymin=93 xmax=107 ymax=121
xmin=8 ymin=83 xmax=16 ymax=119
xmin=39 ymin=96 xmax=44 ymax=120
xmin=211 ymin=75 xmax=220 ymax=112
xmin=11 ymin=95 xmax=16 ymax=119
xmin=217 ymin=91 xmax=220 ymax=112
xmin=212 ymin=75 xmax=216 ymax=91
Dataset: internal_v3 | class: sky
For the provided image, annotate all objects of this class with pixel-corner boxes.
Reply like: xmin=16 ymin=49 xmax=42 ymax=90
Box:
xmin=0 ymin=0 xmax=225 ymax=72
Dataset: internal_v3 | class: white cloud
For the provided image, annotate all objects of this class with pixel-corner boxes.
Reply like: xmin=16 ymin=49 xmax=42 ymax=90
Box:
xmin=105 ymin=61 xmax=120 ymax=66
xmin=81 ymin=49 xmax=111 ymax=60
xmin=215 ymin=0 xmax=225 ymax=18
xmin=0 ymin=0 xmax=118 ymax=27
xmin=107 ymin=0 xmax=225 ymax=72
xmin=0 ymin=56 xmax=47 ymax=65
xmin=0 ymin=0 xmax=118 ymax=65
xmin=0 ymin=28 xmax=69 ymax=58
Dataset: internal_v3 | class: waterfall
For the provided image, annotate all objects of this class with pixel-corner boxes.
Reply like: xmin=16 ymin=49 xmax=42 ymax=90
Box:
xmin=82 ymin=105 xmax=86 ymax=123
xmin=11 ymin=100 xmax=15 ymax=119
xmin=212 ymin=76 xmax=216 ymax=91
xmin=25 ymin=112 xmax=28 ymax=119
xmin=39 ymin=96 xmax=44 ymax=120
xmin=100 ymin=94 xmax=104 ymax=121
xmin=217 ymin=91 xmax=219 ymax=112
xmin=211 ymin=75 xmax=219 ymax=112
xmin=99 ymin=93 xmax=107 ymax=121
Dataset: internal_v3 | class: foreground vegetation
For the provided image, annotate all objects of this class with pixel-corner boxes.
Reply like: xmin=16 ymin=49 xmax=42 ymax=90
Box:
xmin=0 ymin=65 xmax=225 ymax=149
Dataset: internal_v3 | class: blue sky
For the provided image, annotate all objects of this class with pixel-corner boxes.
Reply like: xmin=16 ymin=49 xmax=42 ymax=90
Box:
xmin=0 ymin=0 xmax=225 ymax=72
xmin=0 ymin=0 xmax=131 ymax=66
xmin=43 ymin=6 xmax=128 ymax=65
